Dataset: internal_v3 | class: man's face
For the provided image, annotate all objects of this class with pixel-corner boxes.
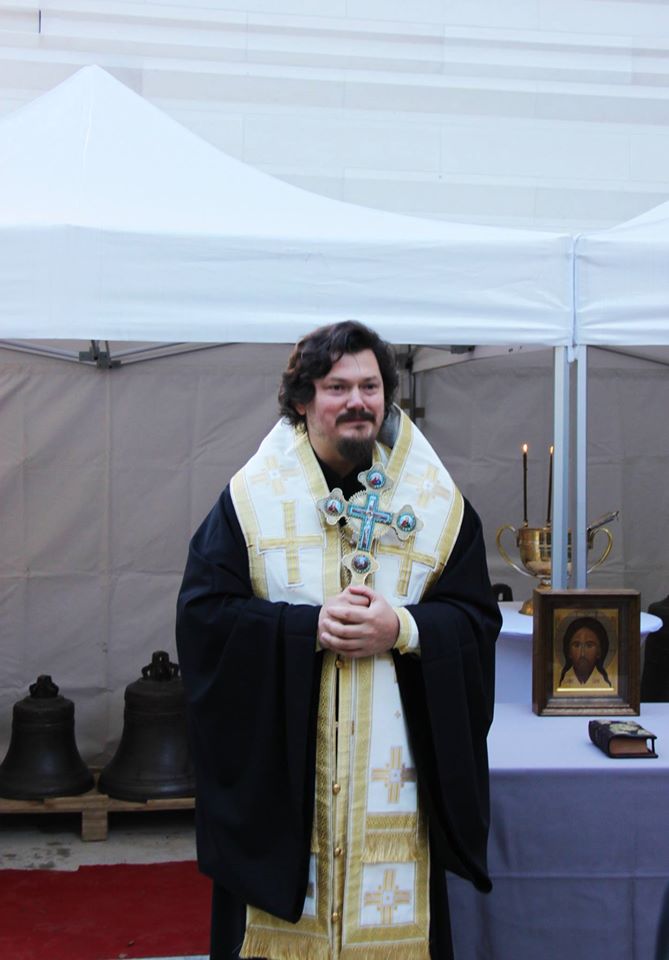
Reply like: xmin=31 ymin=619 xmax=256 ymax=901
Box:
xmin=295 ymin=349 xmax=385 ymax=475
xmin=568 ymin=626 xmax=601 ymax=683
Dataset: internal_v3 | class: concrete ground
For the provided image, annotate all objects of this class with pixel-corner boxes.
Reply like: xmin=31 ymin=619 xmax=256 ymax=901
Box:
xmin=0 ymin=808 xmax=197 ymax=870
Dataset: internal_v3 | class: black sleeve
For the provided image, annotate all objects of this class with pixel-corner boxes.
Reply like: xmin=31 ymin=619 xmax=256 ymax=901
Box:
xmin=176 ymin=486 xmax=322 ymax=922
xmin=394 ymin=499 xmax=501 ymax=892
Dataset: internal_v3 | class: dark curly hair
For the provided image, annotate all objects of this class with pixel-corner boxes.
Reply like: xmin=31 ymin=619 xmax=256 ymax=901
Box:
xmin=278 ymin=320 xmax=399 ymax=427
xmin=559 ymin=616 xmax=612 ymax=687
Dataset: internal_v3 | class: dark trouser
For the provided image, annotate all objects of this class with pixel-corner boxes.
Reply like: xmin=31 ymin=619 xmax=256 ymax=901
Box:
xmin=209 ymin=868 xmax=454 ymax=960
xmin=209 ymin=884 xmax=246 ymax=959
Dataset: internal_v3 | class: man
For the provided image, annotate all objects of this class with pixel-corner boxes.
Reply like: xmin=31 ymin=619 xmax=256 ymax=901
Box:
xmin=176 ymin=321 xmax=500 ymax=960
xmin=558 ymin=616 xmax=613 ymax=689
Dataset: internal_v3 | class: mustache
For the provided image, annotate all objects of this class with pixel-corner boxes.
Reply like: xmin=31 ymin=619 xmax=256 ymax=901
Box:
xmin=336 ymin=411 xmax=376 ymax=425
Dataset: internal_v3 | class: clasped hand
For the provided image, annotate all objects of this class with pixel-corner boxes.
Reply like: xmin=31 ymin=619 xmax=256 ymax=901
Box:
xmin=317 ymin=584 xmax=399 ymax=659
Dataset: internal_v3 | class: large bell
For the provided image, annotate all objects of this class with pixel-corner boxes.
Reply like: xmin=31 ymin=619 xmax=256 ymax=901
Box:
xmin=0 ymin=675 xmax=94 ymax=799
xmin=98 ymin=650 xmax=195 ymax=802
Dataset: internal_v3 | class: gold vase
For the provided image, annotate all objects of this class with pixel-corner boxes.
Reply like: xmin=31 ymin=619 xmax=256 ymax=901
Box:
xmin=496 ymin=523 xmax=613 ymax=615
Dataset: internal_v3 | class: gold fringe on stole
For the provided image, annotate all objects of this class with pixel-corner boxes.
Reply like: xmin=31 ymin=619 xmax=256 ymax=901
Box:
xmin=340 ymin=940 xmax=430 ymax=960
xmin=240 ymin=928 xmax=331 ymax=960
xmin=361 ymin=832 xmax=419 ymax=864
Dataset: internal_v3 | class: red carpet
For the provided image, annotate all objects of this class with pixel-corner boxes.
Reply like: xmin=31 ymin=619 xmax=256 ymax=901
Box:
xmin=0 ymin=861 xmax=211 ymax=960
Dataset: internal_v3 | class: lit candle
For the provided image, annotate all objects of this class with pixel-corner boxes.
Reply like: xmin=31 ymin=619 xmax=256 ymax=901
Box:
xmin=522 ymin=443 xmax=528 ymax=525
xmin=546 ymin=444 xmax=554 ymax=526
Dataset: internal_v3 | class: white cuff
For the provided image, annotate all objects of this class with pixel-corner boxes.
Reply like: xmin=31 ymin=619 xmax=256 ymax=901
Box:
xmin=393 ymin=607 xmax=420 ymax=655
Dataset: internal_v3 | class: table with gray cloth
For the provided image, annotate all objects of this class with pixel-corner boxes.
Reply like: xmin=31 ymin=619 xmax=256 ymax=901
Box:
xmin=448 ymin=702 xmax=669 ymax=960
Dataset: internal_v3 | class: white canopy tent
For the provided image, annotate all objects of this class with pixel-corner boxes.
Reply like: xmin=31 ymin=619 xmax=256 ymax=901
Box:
xmin=576 ymin=202 xmax=669 ymax=349
xmin=0 ymin=67 xmax=576 ymax=756
xmin=0 ymin=66 xmax=573 ymax=346
xmin=573 ymin=207 xmax=669 ymax=587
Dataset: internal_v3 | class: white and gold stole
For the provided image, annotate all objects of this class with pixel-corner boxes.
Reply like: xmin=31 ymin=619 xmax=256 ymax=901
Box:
xmin=230 ymin=410 xmax=463 ymax=960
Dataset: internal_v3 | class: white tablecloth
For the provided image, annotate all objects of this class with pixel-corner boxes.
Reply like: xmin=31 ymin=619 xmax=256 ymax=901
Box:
xmin=449 ymin=702 xmax=669 ymax=960
xmin=496 ymin=601 xmax=662 ymax=703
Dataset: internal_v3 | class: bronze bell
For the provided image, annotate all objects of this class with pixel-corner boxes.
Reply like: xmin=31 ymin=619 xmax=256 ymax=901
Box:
xmin=98 ymin=651 xmax=195 ymax=802
xmin=0 ymin=675 xmax=94 ymax=799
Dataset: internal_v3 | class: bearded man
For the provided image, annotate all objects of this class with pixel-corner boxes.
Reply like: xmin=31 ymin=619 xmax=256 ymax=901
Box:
xmin=558 ymin=616 xmax=613 ymax=689
xmin=176 ymin=320 xmax=501 ymax=960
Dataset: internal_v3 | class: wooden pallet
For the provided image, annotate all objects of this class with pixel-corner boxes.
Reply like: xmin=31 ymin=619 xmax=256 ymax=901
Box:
xmin=0 ymin=778 xmax=195 ymax=841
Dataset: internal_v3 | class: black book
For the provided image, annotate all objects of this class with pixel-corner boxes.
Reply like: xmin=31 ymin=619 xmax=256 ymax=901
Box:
xmin=589 ymin=720 xmax=658 ymax=758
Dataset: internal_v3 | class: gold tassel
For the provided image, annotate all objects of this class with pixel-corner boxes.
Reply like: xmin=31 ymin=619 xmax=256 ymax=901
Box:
xmin=340 ymin=940 xmax=430 ymax=960
xmin=241 ymin=927 xmax=331 ymax=960
xmin=361 ymin=831 xmax=419 ymax=863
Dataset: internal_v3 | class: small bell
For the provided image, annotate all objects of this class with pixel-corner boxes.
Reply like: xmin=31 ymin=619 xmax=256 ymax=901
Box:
xmin=0 ymin=675 xmax=94 ymax=799
xmin=98 ymin=651 xmax=195 ymax=802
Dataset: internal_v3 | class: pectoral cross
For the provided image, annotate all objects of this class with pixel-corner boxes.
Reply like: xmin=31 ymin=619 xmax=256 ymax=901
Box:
xmin=346 ymin=490 xmax=394 ymax=553
xmin=317 ymin=464 xmax=422 ymax=584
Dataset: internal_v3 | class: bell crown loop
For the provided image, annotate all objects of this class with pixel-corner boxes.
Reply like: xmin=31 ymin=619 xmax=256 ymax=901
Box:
xmin=16 ymin=675 xmax=74 ymax=725
xmin=141 ymin=650 xmax=180 ymax=682
xmin=29 ymin=675 xmax=60 ymax=698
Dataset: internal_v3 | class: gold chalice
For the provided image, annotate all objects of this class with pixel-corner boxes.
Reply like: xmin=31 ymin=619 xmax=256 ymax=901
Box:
xmin=496 ymin=512 xmax=617 ymax=615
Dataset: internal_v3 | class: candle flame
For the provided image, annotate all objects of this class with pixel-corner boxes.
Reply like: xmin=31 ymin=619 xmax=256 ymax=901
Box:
xmin=549 ymin=445 xmax=554 ymax=455
xmin=522 ymin=443 xmax=528 ymax=453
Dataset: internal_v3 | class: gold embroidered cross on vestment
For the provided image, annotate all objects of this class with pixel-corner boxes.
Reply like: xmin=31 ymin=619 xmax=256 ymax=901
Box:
xmin=376 ymin=532 xmax=436 ymax=597
xmin=364 ymin=869 xmax=412 ymax=924
xmin=249 ymin=455 xmax=300 ymax=496
xmin=257 ymin=501 xmax=322 ymax=585
xmin=405 ymin=464 xmax=452 ymax=509
xmin=371 ymin=745 xmax=417 ymax=804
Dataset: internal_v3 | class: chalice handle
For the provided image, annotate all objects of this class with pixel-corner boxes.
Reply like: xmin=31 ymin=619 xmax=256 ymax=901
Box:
xmin=587 ymin=526 xmax=613 ymax=573
xmin=496 ymin=524 xmax=533 ymax=579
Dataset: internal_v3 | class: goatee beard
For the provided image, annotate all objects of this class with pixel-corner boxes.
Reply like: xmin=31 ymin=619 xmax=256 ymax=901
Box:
xmin=336 ymin=436 xmax=376 ymax=467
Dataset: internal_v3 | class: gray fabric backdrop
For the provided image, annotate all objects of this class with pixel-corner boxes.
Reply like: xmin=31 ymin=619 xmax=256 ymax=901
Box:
xmin=1 ymin=343 xmax=666 ymax=757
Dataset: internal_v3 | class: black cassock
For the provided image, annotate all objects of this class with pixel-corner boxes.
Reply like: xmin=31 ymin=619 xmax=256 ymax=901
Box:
xmin=176 ymin=476 xmax=500 ymax=960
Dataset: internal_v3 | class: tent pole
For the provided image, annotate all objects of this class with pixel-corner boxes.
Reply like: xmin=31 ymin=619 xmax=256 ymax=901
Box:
xmin=552 ymin=346 xmax=570 ymax=589
xmin=0 ymin=340 xmax=80 ymax=362
xmin=574 ymin=345 xmax=588 ymax=587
